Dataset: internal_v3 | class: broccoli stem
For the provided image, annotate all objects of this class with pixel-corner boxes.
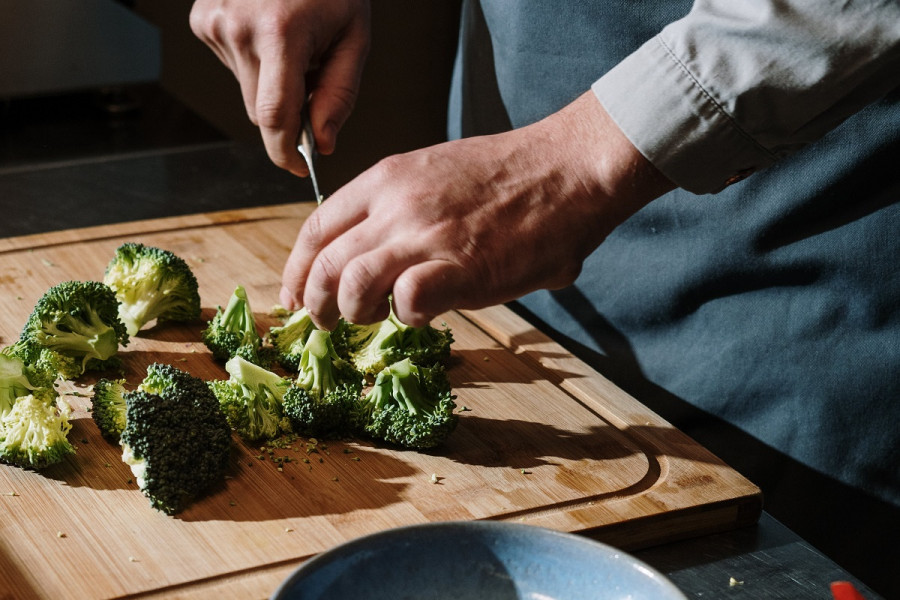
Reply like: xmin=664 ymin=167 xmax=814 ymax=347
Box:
xmin=297 ymin=330 xmax=340 ymax=397
xmin=387 ymin=359 xmax=430 ymax=416
xmin=42 ymin=321 xmax=119 ymax=364
xmin=221 ymin=286 xmax=256 ymax=336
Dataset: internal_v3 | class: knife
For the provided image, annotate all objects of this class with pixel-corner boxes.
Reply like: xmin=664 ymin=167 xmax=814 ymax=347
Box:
xmin=297 ymin=102 xmax=323 ymax=204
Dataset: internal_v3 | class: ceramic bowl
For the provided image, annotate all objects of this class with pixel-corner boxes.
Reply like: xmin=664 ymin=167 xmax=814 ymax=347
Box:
xmin=271 ymin=521 xmax=687 ymax=600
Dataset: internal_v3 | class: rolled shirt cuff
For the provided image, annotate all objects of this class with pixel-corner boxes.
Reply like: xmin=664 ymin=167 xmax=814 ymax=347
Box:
xmin=592 ymin=36 xmax=776 ymax=195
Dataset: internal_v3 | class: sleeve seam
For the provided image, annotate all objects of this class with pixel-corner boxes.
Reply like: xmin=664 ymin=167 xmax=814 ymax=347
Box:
xmin=654 ymin=34 xmax=778 ymax=163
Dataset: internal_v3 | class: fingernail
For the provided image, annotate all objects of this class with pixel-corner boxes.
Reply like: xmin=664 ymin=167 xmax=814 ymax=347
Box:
xmin=280 ymin=286 xmax=299 ymax=311
xmin=321 ymin=121 xmax=337 ymax=155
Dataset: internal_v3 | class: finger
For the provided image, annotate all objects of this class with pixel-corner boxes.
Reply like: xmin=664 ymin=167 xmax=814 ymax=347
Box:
xmin=280 ymin=196 xmax=370 ymax=311
xmin=391 ymin=260 xmax=474 ymax=327
xmin=337 ymin=246 xmax=418 ymax=325
xmin=300 ymin=216 xmax=399 ymax=329
xmin=256 ymin=43 xmax=309 ymax=176
xmin=308 ymin=30 xmax=370 ymax=155
xmin=232 ymin=53 xmax=260 ymax=125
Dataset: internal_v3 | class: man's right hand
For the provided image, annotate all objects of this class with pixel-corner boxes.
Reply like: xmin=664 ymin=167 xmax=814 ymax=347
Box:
xmin=190 ymin=0 xmax=371 ymax=176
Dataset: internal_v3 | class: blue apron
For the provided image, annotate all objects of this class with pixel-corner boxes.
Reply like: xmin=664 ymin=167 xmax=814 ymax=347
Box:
xmin=448 ymin=0 xmax=900 ymax=592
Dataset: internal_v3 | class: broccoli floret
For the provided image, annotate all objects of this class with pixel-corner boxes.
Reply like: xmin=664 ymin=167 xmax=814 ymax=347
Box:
xmin=208 ymin=355 xmax=292 ymax=441
xmin=390 ymin=314 xmax=453 ymax=368
xmin=91 ymin=378 xmax=128 ymax=442
xmin=202 ymin=285 xmax=262 ymax=363
xmin=0 ymin=351 xmax=43 ymax=419
xmin=340 ymin=309 xmax=453 ymax=376
xmin=232 ymin=341 xmax=278 ymax=370
xmin=2 ymin=341 xmax=63 ymax=392
xmin=119 ymin=364 xmax=231 ymax=515
xmin=268 ymin=307 xmax=317 ymax=371
xmin=137 ymin=362 xmax=198 ymax=396
xmin=282 ymin=329 xmax=364 ymax=438
xmin=352 ymin=358 xmax=457 ymax=449
xmin=19 ymin=280 xmax=129 ymax=378
xmin=342 ymin=318 xmax=403 ymax=376
xmin=0 ymin=394 xmax=74 ymax=469
xmin=103 ymin=242 xmax=201 ymax=337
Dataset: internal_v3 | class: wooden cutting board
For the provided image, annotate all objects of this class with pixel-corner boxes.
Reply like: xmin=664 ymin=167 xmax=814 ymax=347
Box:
xmin=0 ymin=204 xmax=761 ymax=600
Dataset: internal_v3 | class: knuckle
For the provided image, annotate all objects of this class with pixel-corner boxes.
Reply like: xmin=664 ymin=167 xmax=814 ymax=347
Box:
xmin=220 ymin=17 xmax=254 ymax=50
xmin=255 ymin=100 xmax=290 ymax=130
xmin=256 ymin=5 xmax=294 ymax=39
xmin=299 ymin=211 xmax=328 ymax=249
xmin=187 ymin=7 xmax=208 ymax=38
xmin=340 ymin=259 xmax=377 ymax=298
xmin=309 ymin=251 xmax=342 ymax=288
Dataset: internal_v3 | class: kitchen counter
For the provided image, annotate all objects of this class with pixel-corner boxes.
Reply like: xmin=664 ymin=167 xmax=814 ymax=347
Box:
xmin=0 ymin=140 xmax=884 ymax=599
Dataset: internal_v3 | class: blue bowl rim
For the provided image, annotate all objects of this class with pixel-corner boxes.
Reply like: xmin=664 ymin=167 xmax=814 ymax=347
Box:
xmin=271 ymin=520 xmax=687 ymax=600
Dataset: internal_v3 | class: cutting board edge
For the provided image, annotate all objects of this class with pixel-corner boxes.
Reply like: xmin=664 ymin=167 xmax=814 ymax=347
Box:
xmin=0 ymin=202 xmax=315 ymax=254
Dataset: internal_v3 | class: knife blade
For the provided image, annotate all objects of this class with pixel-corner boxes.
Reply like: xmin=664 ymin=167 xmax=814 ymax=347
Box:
xmin=297 ymin=102 xmax=322 ymax=204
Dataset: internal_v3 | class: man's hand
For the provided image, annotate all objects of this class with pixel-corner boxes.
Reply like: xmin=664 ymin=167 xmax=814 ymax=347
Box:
xmin=280 ymin=92 xmax=675 ymax=329
xmin=190 ymin=0 xmax=370 ymax=176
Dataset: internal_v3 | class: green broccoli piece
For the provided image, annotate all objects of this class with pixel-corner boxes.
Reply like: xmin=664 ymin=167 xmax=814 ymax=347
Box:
xmin=19 ymin=280 xmax=129 ymax=379
xmin=0 ymin=394 xmax=74 ymax=469
xmin=390 ymin=314 xmax=453 ymax=368
xmin=340 ymin=309 xmax=453 ymax=376
xmin=137 ymin=362 xmax=198 ymax=397
xmin=352 ymin=358 xmax=457 ymax=449
xmin=103 ymin=242 xmax=201 ymax=337
xmin=91 ymin=378 xmax=128 ymax=442
xmin=268 ymin=306 xmax=317 ymax=371
xmin=232 ymin=341 xmax=278 ymax=370
xmin=2 ymin=341 xmax=63 ymax=393
xmin=0 ymin=351 xmax=43 ymax=419
xmin=202 ymin=285 xmax=262 ymax=363
xmin=119 ymin=363 xmax=231 ymax=515
xmin=282 ymin=329 xmax=364 ymax=438
xmin=208 ymin=355 xmax=292 ymax=441
xmin=342 ymin=318 xmax=403 ymax=376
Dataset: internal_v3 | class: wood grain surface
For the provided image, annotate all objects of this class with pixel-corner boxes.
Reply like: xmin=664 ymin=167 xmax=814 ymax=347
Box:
xmin=0 ymin=204 xmax=761 ymax=599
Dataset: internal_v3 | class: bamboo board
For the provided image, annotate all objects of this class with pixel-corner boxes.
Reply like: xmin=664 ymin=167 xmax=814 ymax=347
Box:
xmin=0 ymin=204 xmax=761 ymax=600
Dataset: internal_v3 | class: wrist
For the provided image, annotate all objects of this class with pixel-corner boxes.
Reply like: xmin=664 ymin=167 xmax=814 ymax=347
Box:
xmin=535 ymin=91 xmax=675 ymax=226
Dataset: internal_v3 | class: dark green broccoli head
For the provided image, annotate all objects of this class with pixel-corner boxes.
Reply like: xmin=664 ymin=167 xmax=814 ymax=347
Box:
xmin=268 ymin=307 xmax=317 ymax=371
xmin=19 ymin=280 xmax=128 ymax=378
xmin=103 ymin=242 xmax=201 ymax=337
xmin=138 ymin=362 xmax=200 ymax=397
xmin=0 ymin=394 xmax=74 ymax=470
xmin=282 ymin=381 xmax=359 ymax=439
xmin=120 ymin=365 xmax=231 ymax=515
xmin=352 ymin=358 xmax=457 ymax=449
xmin=232 ymin=342 xmax=278 ymax=370
xmin=209 ymin=355 xmax=292 ymax=441
xmin=91 ymin=378 xmax=128 ymax=442
xmin=202 ymin=285 xmax=261 ymax=362
xmin=283 ymin=330 xmax=363 ymax=438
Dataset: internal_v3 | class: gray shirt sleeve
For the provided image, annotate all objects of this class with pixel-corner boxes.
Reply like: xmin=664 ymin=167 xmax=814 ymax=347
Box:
xmin=592 ymin=0 xmax=900 ymax=194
